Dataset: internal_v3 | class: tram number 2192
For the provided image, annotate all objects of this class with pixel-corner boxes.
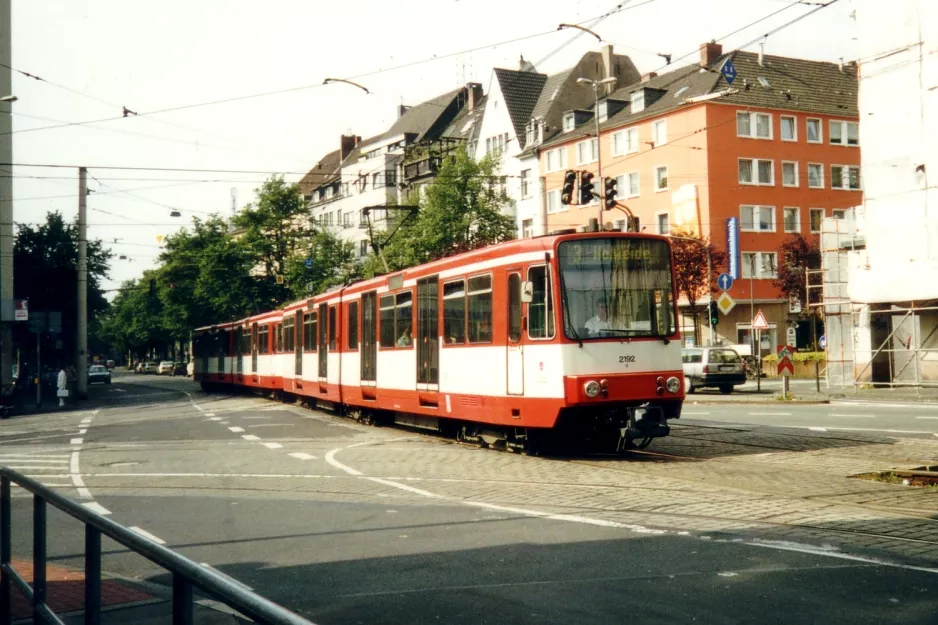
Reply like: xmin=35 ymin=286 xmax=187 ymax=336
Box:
xmin=618 ymin=355 xmax=636 ymax=364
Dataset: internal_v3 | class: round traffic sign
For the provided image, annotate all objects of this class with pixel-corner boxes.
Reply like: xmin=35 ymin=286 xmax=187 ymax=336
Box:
xmin=717 ymin=273 xmax=734 ymax=291
xmin=819 ymin=335 xmax=827 ymax=349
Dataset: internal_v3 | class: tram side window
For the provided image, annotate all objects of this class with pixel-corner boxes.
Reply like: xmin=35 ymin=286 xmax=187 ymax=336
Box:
xmin=379 ymin=295 xmax=396 ymax=348
xmin=303 ymin=312 xmax=316 ymax=352
xmin=443 ymin=280 xmax=466 ymax=344
xmin=258 ymin=325 xmax=269 ymax=353
xmin=467 ymin=274 xmax=493 ymax=344
xmin=284 ymin=317 xmax=295 ymax=352
xmin=528 ymin=265 xmax=555 ymax=339
xmin=348 ymin=301 xmax=359 ymax=350
xmin=276 ymin=323 xmax=283 ymax=353
xmin=328 ymin=306 xmax=337 ymax=351
xmin=242 ymin=329 xmax=251 ymax=354
xmin=395 ymin=291 xmax=413 ymax=348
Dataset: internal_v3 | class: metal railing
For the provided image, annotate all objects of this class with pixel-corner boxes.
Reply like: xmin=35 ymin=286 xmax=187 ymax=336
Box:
xmin=1 ymin=468 xmax=316 ymax=625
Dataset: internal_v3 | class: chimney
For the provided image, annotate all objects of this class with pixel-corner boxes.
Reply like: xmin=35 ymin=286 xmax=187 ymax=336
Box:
xmin=641 ymin=72 xmax=658 ymax=83
xmin=601 ymin=44 xmax=614 ymax=80
xmin=466 ymin=83 xmax=483 ymax=110
xmin=397 ymin=104 xmax=411 ymax=119
xmin=758 ymin=42 xmax=764 ymax=67
xmin=699 ymin=41 xmax=723 ymax=67
xmin=340 ymin=134 xmax=360 ymax=160
xmin=838 ymin=56 xmax=844 ymax=73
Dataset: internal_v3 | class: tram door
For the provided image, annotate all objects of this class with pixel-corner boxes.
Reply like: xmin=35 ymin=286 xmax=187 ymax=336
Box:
xmin=416 ymin=277 xmax=439 ymax=389
xmin=251 ymin=323 xmax=258 ymax=373
xmin=318 ymin=303 xmax=328 ymax=380
xmin=236 ymin=327 xmax=243 ymax=374
xmin=507 ymin=271 xmax=524 ymax=395
xmin=361 ymin=291 xmax=377 ymax=384
xmin=294 ymin=310 xmax=303 ymax=377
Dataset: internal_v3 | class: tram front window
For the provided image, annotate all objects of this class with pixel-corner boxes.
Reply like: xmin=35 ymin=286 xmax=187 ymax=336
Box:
xmin=558 ymin=237 xmax=677 ymax=340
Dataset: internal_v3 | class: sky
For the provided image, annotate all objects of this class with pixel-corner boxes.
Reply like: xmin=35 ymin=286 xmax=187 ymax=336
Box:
xmin=5 ymin=0 xmax=859 ymax=295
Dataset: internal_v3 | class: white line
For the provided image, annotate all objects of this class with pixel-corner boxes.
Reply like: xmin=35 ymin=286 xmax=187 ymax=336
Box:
xmin=193 ymin=404 xmax=205 ymax=413
xmin=205 ymin=413 xmax=216 ymax=417
xmin=207 ymin=417 xmax=222 ymax=421
xmin=2 ymin=465 xmax=69 ymax=470
xmin=78 ymin=429 xmax=87 ymax=435
xmin=829 ymin=414 xmax=875 ymax=418
xmin=70 ymin=451 xmax=91 ymax=499
xmin=366 ymin=477 xmax=442 ymax=498
xmin=682 ymin=412 xmax=711 ymax=415
xmin=70 ymin=438 xmax=83 ymax=445
xmin=463 ymin=502 xmax=664 ymax=533
xmin=288 ymin=453 xmax=316 ymax=460
xmin=0 ymin=454 xmax=70 ymax=459
xmin=228 ymin=427 xmax=244 ymax=433
xmin=799 ymin=426 xmax=932 ymax=434
xmin=742 ymin=540 xmax=938 ymax=575
xmin=914 ymin=416 xmax=938 ymax=420
xmin=241 ymin=435 xmax=260 ymax=441
xmin=0 ymin=458 xmax=69 ymax=464
xmin=261 ymin=442 xmax=282 ymax=449
xmin=748 ymin=412 xmax=792 ymax=416
xmin=808 ymin=427 xmax=827 ymax=432
xmin=82 ymin=502 xmax=111 ymax=516
xmin=129 ymin=526 xmax=166 ymax=545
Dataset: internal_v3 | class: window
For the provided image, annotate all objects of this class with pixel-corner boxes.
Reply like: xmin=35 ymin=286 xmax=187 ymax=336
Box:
xmin=347 ymin=302 xmax=359 ymax=350
xmin=630 ymin=91 xmax=645 ymax=113
xmin=379 ymin=295 xmax=395 ymax=348
xmin=385 ymin=169 xmax=397 ymax=186
xmin=359 ymin=240 xmax=368 ymax=257
xmin=806 ymin=118 xmax=822 ymax=143
xmin=831 ymin=165 xmax=861 ymax=190
xmin=547 ymin=189 xmax=563 ymax=214
xmin=546 ymin=148 xmax=567 ymax=172
xmin=612 ymin=128 xmax=638 ymax=155
xmin=328 ymin=306 xmax=337 ymax=350
xmin=781 ymin=116 xmax=796 ymax=141
xmin=520 ymin=169 xmax=531 ymax=198
xmin=741 ymin=252 xmax=778 ymax=279
xmin=654 ymin=166 xmax=668 ymax=192
xmin=303 ymin=312 xmax=316 ymax=352
xmin=807 ymin=163 xmax=824 ymax=188
xmin=738 ymin=159 xmax=774 ymax=185
xmin=395 ymin=291 xmax=413 ymax=347
xmin=443 ymin=280 xmax=466 ymax=344
xmin=656 ymin=212 xmax=669 ymax=235
xmin=258 ymin=325 xmax=269 ymax=353
xmin=276 ymin=323 xmax=283 ymax=353
xmin=563 ymin=114 xmax=575 ymax=132
xmin=740 ymin=205 xmax=775 ymax=232
xmin=809 ymin=208 xmax=824 ymax=233
xmin=832 ymin=208 xmax=847 ymax=219
xmin=737 ymin=112 xmax=772 ymax=139
xmin=782 ymin=161 xmax=798 ymax=187
xmin=508 ymin=274 xmax=522 ymax=342
xmin=372 ymin=172 xmax=382 ymax=188
xmin=283 ymin=316 xmax=295 ymax=352
xmin=597 ymin=101 xmax=609 ymax=123
xmin=783 ymin=207 xmax=800 ymax=233
xmin=522 ymin=219 xmax=534 ymax=239
xmin=576 ymin=138 xmax=598 ymax=165
xmin=830 ymin=120 xmax=859 ymax=146
xmin=467 ymin=275 xmax=492 ymax=343
xmin=652 ymin=120 xmax=667 ymax=146
xmin=527 ymin=265 xmax=555 ymax=339
xmin=617 ymin=171 xmax=639 ymax=198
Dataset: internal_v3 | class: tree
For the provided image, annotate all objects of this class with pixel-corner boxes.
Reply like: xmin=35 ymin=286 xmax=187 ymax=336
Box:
xmin=365 ymin=147 xmax=515 ymax=274
xmin=284 ymin=230 xmax=361 ymax=300
xmin=669 ymin=228 xmax=726 ymax=343
xmin=773 ymin=234 xmax=821 ymax=312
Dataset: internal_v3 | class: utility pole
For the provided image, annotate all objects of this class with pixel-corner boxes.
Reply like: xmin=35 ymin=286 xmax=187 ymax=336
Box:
xmin=77 ymin=167 xmax=88 ymax=399
xmin=749 ymin=254 xmax=760 ymax=392
xmin=1 ymin=0 xmax=13 ymax=394
xmin=576 ymin=76 xmax=616 ymax=230
xmin=706 ymin=248 xmax=714 ymax=347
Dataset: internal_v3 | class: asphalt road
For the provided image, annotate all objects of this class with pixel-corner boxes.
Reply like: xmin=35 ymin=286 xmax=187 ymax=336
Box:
xmin=2 ymin=372 xmax=937 ymax=624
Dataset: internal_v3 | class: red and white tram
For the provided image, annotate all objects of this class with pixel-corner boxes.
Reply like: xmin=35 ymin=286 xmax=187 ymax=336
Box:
xmin=193 ymin=231 xmax=686 ymax=452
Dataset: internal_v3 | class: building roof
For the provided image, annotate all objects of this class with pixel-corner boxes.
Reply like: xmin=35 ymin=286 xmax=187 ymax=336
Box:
xmin=530 ymin=67 xmax=575 ymax=121
xmin=378 ymin=87 xmax=466 ymax=144
xmin=441 ymin=95 xmax=487 ymax=143
xmin=298 ymin=148 xmax=341 ymax=196
xmin=493 ymin=68 xmax=547 ymax=148
xmin=541 ymin=49 xmax=859 ymax=149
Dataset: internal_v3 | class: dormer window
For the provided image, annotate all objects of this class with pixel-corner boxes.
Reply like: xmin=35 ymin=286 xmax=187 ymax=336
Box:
xmin=597 ymin=101 xmax=609 ymax=123
xmin=563 ymin=113 xmax=576 ymax=132
xmin=526 ymin=121 xmax=537 ymax=146
xmin=630 ymin=90 xmax=645 ymax=113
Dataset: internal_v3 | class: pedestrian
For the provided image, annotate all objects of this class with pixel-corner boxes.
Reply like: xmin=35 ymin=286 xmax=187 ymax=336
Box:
xmin=57 ymin=366 xmax=67 ymax=408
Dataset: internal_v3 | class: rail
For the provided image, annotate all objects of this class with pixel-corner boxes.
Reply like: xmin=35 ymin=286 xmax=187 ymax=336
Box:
xmin=0 ymin=468 xmax=316 ymax=625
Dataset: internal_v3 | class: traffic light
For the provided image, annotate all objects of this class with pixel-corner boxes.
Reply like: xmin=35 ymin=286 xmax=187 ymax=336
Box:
xmin=560 ymin=170 xmax=576 ymax=205
xmin=603 ymin=177 xmax=618 ymax=210
xmin=708 ymin=300 xmax=720 ymax=327
xmin=579 ymin=171 xmax=595 ymax=204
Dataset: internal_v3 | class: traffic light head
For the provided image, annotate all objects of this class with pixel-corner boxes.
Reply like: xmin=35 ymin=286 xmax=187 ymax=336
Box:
xmin=561 ymin=170 xmax=576 ymax=205
xmin=579 ymin=171 xmax=595 ymax=205
xmin=603 ymin=177 xmax=618 ymax=210
xmin=708 ymin=300 xmax=719 ymax=327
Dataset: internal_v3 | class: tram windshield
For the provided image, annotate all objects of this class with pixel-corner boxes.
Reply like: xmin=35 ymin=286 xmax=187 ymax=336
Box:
xmin=557 ymin=237 xmax=677 ymax=340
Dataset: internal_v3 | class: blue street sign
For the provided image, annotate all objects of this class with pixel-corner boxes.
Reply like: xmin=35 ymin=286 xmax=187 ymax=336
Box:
xmin=717 ymin=273 xmax=734 ymax=291
xmin=819 ymin=335 xmax=827 ymax=350
xmin=721 ymin=60 xmax=738 ymax=85
xmin=305 ymin=258 xmax=313 ymax=269
xmin=726 ymin=217 xmax=740 ymax=280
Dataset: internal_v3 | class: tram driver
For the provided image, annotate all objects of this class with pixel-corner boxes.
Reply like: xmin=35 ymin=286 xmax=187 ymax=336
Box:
xmin=584 ymin=299 xmax=610 ymax=337
xmin=397 ymin=327 xmax=412 ymax=347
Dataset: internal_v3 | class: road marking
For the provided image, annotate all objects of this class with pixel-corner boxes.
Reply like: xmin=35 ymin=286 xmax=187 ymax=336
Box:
xmin=70 ymin=438 xmax=83 ymax=445
xmin=464 ymin=502 xmax=664 ymax=533
xmin=193 ymin=404 xmax=205 ymax=413
xmin=368 ymin=477 xmax=442 ymax=498
xmin=800 ymin=426 xmax=932 ymax=435
xmin=914 ymin=416 xmax=938 ymax=420
xmin=262 ymin=442 xmax=283 ymax=449
xmin=70 ymin=451 xmax=91 ymax=499
xmin=682 ymin=412 xmax=711 ymax=416
xmin=80 ymin=419 xmax=92 ymax=426
xmin=0 ymin=458 xmax=69 ymax=463
xmin=129 ymin=526 xmax=166 ymax=545
xmin=808 ymin=427 xmax=827 ymax=432
xmin=288 ymin=453 xmax=316 ymax=460
xmin=208 ymin=417 xmax=222 ymax=421
xmin=241 ymin=435 xmax=260 ymax=441
xmin=205 ymin=413 xmax=216 ymax=417
xmin=82 ymin=502 xmax=111 ymax=516
xmin=248 ymin=424 xmax=295 ymax=428
xmin=748 ymin=412 xmax=792 ymax=416
xmin=741 ymin=539 xmax=938 ymax=575
xmin=78 ymin=429 xmax=87 ymax=434
xmin=228 ymin=427 xmax=244 ymax=433
xmin=829 ymin=414 xmax=875 ymax=418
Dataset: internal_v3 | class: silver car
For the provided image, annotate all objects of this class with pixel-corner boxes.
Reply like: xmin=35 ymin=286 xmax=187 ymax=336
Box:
xmin=88 ymin=365 xmax=111 ymax=385
xmin=681 ymin=347 xmax=746 ymax=394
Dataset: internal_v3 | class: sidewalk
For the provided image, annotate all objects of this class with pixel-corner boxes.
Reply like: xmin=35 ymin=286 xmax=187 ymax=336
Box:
xmin=687 ymin=378 xmax=938 ymax=404
xmin=9 ymin=559 xmax=249 ymax=624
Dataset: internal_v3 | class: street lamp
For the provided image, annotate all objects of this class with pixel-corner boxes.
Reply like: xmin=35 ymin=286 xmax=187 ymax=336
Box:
xmin=0 ymin=95 xmax=16 ymax=103
xmin=576 ymin=77 xmax=617 ymax=228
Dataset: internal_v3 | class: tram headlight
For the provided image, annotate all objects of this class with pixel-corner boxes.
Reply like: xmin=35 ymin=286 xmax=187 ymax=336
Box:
xmin=666 ymin=376 xmax=681 ymax=394
xmin=584 ymin=380 xmax=601 ymax=398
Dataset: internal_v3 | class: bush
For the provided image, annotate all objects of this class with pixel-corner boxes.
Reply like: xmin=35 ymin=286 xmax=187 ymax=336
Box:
xmin=762 ymin=351 xmax=825 ymax=363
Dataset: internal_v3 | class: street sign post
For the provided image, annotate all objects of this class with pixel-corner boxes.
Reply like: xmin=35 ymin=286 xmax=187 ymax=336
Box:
xmin=716 ymin=292 xmax=736 ymax=315
xmin=13 ymin=299 xmax=27 ymax=321
xmin=726 ymin=218 xmax=740 ymax=280
xmin=751 ymin=310 xmax=769 ymax=330
xmin=305 ymin=258 xmax=313 ymax=269
xmin=787 ymin=325 xmax=797 ymax=347
xmin=717 ymin=273 xmax=734 ymax=291
xmin=777 ymin=344 xmax=795 ymax=399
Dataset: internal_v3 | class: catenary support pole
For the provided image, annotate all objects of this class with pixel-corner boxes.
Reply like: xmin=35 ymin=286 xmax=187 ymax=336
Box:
xmin=0 ymin=0 xmax=13 ymax=395
xmin=77 ymin=167 xmax=88 ymax=398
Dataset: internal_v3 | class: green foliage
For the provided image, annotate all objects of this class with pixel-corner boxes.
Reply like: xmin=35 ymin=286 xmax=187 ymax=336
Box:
xmin=364 ymin=147 xmax=515 ymax=275
xmin=762 ymin=351 xmax=825 ymax=363
xmin=284 ymin=230 xmax=361 ymax=300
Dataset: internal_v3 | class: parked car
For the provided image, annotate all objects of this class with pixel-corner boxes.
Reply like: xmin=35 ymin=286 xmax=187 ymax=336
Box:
xmin=157 ymin=361 xmax=175 ymax=375
xmin=105 ymin=360 xmax=115 ymax=369
xmin=88 ymin=365 xmax=111 ymax=385
xmin=170 ymin=362 xmax=187 ymax=376
xmin=681 ymin=347 xmax=746 ymax=394
xmin=142 ymin=362 xmax=159 ymax=374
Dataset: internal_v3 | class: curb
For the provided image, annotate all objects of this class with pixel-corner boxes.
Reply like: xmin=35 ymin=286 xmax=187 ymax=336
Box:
xmin=685 ymin=400 xmax=831 ymax=406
